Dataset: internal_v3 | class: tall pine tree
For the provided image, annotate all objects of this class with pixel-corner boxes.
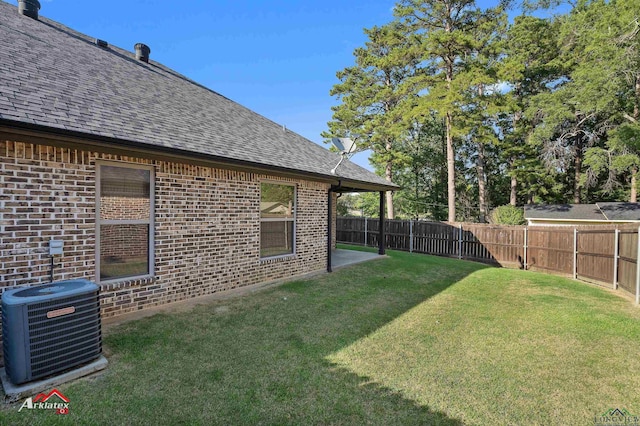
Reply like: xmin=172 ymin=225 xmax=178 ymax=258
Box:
xmin=324 ymin=22 xmax=419 ymax=218
xmin=395 ymin=0 xmax=502 ymax=221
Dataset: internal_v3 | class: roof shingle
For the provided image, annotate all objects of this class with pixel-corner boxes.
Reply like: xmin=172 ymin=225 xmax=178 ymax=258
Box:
xmin=597 ymin=202 xmax=640 ymax=221
xmin=524 ymin=203 xmax=640 ymax=221
xmin=0 ymin=1 xmax=395 ymax=190
xmin=523 ymin=204 xmax=605 ymax=221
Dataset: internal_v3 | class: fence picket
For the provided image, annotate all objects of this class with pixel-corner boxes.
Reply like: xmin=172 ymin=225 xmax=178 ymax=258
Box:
xmin=336 ymin=217 xmax=640 ymax=299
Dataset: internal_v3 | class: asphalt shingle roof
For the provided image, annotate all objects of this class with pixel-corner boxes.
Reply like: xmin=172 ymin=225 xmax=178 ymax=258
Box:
xmin=597 ymin=202 xmax=640 ymax=221
xmin=524 ymin=203 xmax=640 ymax=221
xmin=524 ymin=204 xmax=605 ymax=221
xmin=0 ymin=1 xmax=395 ymax=190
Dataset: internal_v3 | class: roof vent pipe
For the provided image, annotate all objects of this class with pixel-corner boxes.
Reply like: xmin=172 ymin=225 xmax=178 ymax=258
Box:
xmin=134 ymin=43 xmax=151 ymax=63
xmin=18 ymin=0 xmax=40 ymax=20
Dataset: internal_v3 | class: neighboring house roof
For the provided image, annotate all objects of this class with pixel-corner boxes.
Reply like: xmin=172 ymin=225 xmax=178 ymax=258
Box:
xmin=260 ymin=202 xmax=290 ymax=215
xmin=524 ymin=203 xmax=640 ymax=222
xmin=597 ymin=202 xmax=640 ymax=221
xmin=0 ymin=1 xmax=396 ymax=191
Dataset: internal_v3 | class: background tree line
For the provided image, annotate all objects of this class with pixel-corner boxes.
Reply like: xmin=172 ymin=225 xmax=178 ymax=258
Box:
xmin=324 ymin=0 xmax=640 ymax=222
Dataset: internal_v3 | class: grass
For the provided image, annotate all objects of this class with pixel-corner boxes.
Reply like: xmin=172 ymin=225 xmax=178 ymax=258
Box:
xmin=3 ymin=246 xmax=640 ymax=425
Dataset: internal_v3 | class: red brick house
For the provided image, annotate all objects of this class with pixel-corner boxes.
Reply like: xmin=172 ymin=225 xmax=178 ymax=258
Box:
xmin=0 ymin=1 xmax=396 ymax=320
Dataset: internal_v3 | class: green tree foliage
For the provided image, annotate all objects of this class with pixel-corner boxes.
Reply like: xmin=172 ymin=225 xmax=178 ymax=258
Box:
xmin=336 ymin=195 xmax=353 ymax=217
xmin=261 ymin=183 xmax=294 ymax=205
xmin=489 ymin=204 xmax=526 ymax=225
xmin=393 ymin=116 xmax=448 ymax=220
xmin=498 ymin=15 xmax=561 ymax=205
xmin=456 ymin=8 xmax=508 ymax=221
xmin=336 ymin=194 xmax=371 ymax=217
xmin=525 ymin=5 xmax=602 ymax=204
xmin=326 ymin=0 xmax=640 ymax=223
xmin=355 ymin=192 xmax=384 ymax=218
xmin=577 ymin=0 xmax=640 ymax=201
xmin=323 ymin=22 xmax=419 ymax=219
xmin=394 ymin=0 xmax=505 ymax=222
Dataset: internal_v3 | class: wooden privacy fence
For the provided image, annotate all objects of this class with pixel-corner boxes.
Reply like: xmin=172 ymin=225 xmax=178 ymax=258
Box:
xmin=336 ymin=217 xmax=640 ymax=304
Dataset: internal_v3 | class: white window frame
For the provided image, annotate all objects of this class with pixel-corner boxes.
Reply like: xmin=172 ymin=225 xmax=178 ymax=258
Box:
xmin=95 ymin=161 xmax=155 ymax=283
xmin=260 ymin=181 xmax=297 ymax=259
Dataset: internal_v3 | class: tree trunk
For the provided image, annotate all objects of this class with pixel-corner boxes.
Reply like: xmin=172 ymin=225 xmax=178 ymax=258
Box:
xmin=527 ymin=192 xmax=535 ymax=204
xmin=477 ymin=141 xmax=487 ymax=222
xmin=446 ymin=111 xmax=455 ymax=222
xmin=510 ymin=174 xmax=518 ymax=206
xmin=631 ymin=168 xmax=637 ymax=202
xmin=414 ymin=165 xmax=420 ymax=220
xmin=439 ymin=121 xmax=448 ymax=221
xmin=573 ymin=135 xmax=583 ymax=204
xmin=635 ymin=74 xmax=640 ymax=122
xmin=386 ymin=190 xmax=394 ymax=219
xmin=476 ymin=84 xmax=488 ymax=222
xmin=633 ymin=76 xmax=640 ymax=202
xmin=510 ymin=107 xmax=522 ymax=207
xmin=444 ymin=18 xmax=455 ymax=223
xmin=385 ymin=144 xmax=394 ymax=219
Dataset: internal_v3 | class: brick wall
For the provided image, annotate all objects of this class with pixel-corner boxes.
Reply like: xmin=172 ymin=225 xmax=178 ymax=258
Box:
xmin=0 ymin=142 xmax=95 ymax=285
xmin=100 ymin=196 xmax=150 ymax=221
xmin=99 ymin=223 xmax=148 ymax=258
xmin=0 ymin=139 xmax=330 ymax=324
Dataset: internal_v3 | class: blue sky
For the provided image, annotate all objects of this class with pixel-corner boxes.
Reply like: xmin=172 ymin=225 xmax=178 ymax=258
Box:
xmin=8 ymin=0 xmax=558 ymax=171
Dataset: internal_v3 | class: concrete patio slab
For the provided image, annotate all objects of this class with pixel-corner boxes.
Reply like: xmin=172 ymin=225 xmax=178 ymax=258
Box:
xmin=331 ymin=249 xmax=385 ymax=270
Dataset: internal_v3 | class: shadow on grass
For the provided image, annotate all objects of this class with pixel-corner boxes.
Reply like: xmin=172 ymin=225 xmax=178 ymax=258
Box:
xmin=0 ymin=247 xmax=487 ymax=425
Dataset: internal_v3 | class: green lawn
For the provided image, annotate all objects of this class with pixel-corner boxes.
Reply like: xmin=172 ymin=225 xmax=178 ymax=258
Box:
xmin=3 ymin=247 xmax=640 ymax=425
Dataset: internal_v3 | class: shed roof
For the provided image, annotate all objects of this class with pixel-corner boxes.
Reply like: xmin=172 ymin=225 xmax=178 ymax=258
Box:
xmin=524 ymin=204 xmax=605 ymax=221
xmin=598 ymin=202 xmax=640 ymax=221
xmin=0 ymin=1 xmax=396 ymax=191
xmin=524 ymin=203 xmax=640 ymax=222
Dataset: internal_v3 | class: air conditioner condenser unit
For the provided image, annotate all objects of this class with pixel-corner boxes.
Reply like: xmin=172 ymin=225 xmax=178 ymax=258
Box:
xmin=2 ymin=279 xmax=102 ymax=385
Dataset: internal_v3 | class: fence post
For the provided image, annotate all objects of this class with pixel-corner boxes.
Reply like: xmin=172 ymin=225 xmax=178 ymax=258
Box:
xmin=636 ymin=226 xmax=640 ymax=305
xmin=523 ymin=227 xmax=528 ymax=270
xmin=364 ymin=217 xmax=367 ymax=247
xmin=613 ymin=228 xmax=619 ymax=290
xmin=409 ymin=220 xmax=414 ymax=253
xmin=573 ymin=228 xmax=578 ymax=280
xmin=458 ymin=224 xmax=463 ymax=260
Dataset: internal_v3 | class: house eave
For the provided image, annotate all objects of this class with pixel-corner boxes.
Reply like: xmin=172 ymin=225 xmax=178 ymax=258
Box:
xmin=0 ymin=120 xmax=398 ymax=192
